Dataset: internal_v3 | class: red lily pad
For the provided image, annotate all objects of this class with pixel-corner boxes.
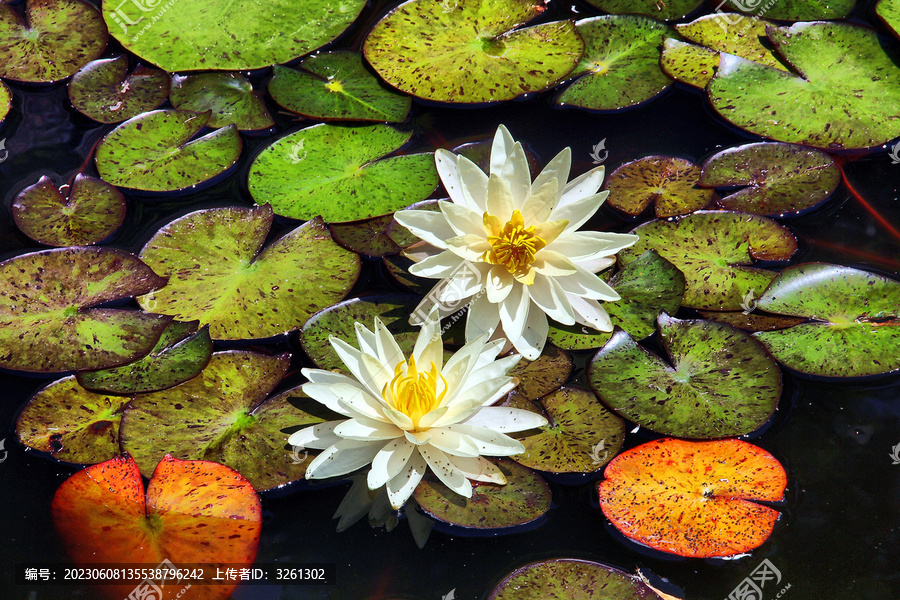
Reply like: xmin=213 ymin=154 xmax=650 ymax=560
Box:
xmin=597 ymin=438 xmax=787 ymax=557
xmin=52 ymin=454 xmax=260 ymax=599
xmin=68 ymin=55 xmax=169 ymax=123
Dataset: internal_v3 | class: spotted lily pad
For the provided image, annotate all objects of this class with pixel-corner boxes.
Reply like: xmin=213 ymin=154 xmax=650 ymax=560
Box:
xmin=548 ymin=250 xmax=685 ymax=350
xmin=597 ymin=438 xmax=787 ymax=557
xmin=67 ymin=55 xmax=169 ymax=123
xmin=16 ymin=376 xmax=127 ymax=464
xmin=618 ymin=211 xmax=797 ymax=311
xmin=555 ymin=15 xmax=672 ymax=111
xmin=104 ymin=0 xmax=366 ymax=72
xmin=659 ymin=38 xmax=720 ymax=89
xmin=11 ymin=174 xmax=126 ymax=246
xmin=0 ymin=80 xmax=10 ymax=124
xmin=697 ymin=310 xmax=806 ymax=333
xmin=0 ymin=0 xmax=107 ymax=83
xmin=708 ymin=21 xmax=900 ymax=150
xmin=120 ymin=351 xmax=325 ymax=491
xmin=248 ymin=123 xmax=438 ymax=222
xmin=507 ymin=343 xmax=573 ymax=401
xmin=585 ymin=0 xmax=703 ymax=21
xmin=589 ymin=314 xmax=781 ymax=439
xmin=413 ymin=458 xmax=550 ymax=530
xmin=508 ymin=387 xmax=626 ymax=474
xmin=363 ymin=0 xmax=583 ymax=104
xmin=170 ymin=72 xmax=274 ymax=131
xmin=487 ymin=559 xmax=668 ymax=600
xmin=753 ymin=263 xmax=900 ymax=377
xmin=699 ymin=142 xmax=840 ymax=216
xmin=878 ymin=0 xmax=900 ymax=39
xmin=77 ymin=320 xmax=212 ymax=394
xmin=268 ymin=53 xmax=411 ymax=123
xmin=138 ymin=205 xmax=360 ymax=340
xmin=96 ymin=109 xmax=242 ymax=192
xmin=328 ymin=214 xmax=406 ymax=257
xmin=721 ymin=0 xmax=854 ymax=20
xmin=0 ymin=247 xmax=169 ymax=373
xmin=52 ymin=454 xmax=260 ymax=599
xmin=604 ymin=156 xmax=714 ymax=217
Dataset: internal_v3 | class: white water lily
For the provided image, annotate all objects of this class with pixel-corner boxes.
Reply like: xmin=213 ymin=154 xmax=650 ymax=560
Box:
xmin=393 ymin=125 xmax=639 ymax=360
xmin=289 ymin=313 xmax=547 ymax=510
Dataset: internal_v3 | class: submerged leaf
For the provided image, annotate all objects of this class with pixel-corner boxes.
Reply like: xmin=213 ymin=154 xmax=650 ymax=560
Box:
xmin=170 ymin=72 xmax=274 ymax=131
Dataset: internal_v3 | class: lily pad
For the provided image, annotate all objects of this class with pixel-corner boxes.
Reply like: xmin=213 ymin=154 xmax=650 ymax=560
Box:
xmin=0 ymin=247 xmax=169 ymax=373
xmin=77 ymin=320 xmax=212 ymax=394
xmin=721 ymin=0 xmax=854 ymax=20
xmin=96 ymin=109 xmax=242 ymax=192
xmin=617 ymin=211 xmax=797 ymax=311
xmin=68 ymin=55 xmax=169 ymax=123
xmin=52 ymin=454 xmax=260 ymax=599
xmin=506 ymin=343 xmax=573 ymax=401
xmin=487 ymin=559 xmax=667 ymax=600
xmin=120 ymin=351 xmax=326 ymax=491
xmin=413 ymin=458 xmax=551 ymax=530
xmin=584 ymin=0 xmax=703 ymax=21
xmin=11 ymin=174 xmax=126 ymax=246
xmin=597 ymin=438 xmax=787 ymax=557
xmin=699 ymin=142 xmax=840 ymax=216
xmin=588 ymin=314 xmax=781 ymax=439
xmin=137 ymin=205 xmax=360 ymax=340
xmin=708 ymin=21 xmax=900 ymax=150
xmin=328 ymin=213 xmax=405 ymax=257
xmin=16 ymin=376 xmax=127 ymax=464
xmin=877 ymin=0 xmax=900 ymax=39
xmin=555 ymin=15 xmax=672 ymax=111
xmin=104 ymin=0 xmax=367 ymax=72
xmin=170 ymin=72 xmax=274 ymax=131
xmin=548 ymin=250 xmax=685 ymax=350
xmin=509 ymin=387 xmax=626 ymax=474
xmin=268 ymin=53 xmax=411 ymax=122
xmin=362 ymin=0 xmax=583 ymax=104
xmin=386 ymin=199 xmax=442 ymax=250
xmin=248 ymin=124 xmax=438 ymax=222
xmin=659 ymin=38 xmax=720 ymax=89
xmin=0 ymin=80 xmax=10 ymax=124
xmin=0 ymin=0 xmax=107 ymax=83
xmin=604 ymin=156 xmax=714 ymax=217
xmin=697 ymin=310 xmax=806 ymax=332
xmin=753 ymin=263 xmax=900 ymax=377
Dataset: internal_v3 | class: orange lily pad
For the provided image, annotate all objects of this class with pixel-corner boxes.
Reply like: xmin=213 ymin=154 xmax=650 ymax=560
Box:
xmin=597 ymin=438 xmax=786 ymax=558
xmin=52 ymin=454 xmax=261 ymax=599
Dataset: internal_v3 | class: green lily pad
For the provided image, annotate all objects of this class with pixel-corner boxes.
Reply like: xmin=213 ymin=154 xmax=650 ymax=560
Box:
xmin=137 ymin=205 xmax=360 ymax=340
xmin=0 ymin=247 xmax=169 ymax=373
xmin=721 ymin=0 xmax=854 ymax=20
xmin=487 ymin=559 xmax=666 ymax=600
xmin=548 ymin=250 xmax=685 ymax=350
xmin=362 ymin=0 xmax=583 ymax=104
xmin=507 ymin=343 xmax=573 ymax=401
xmin=660 ymin=38 xmax=720 ymax=89
xmin=104 ymin=0 xmax=366 ymax=72
xmin=555 ymin=15 xmax=672 ymax=111
xmin=95 ymin=109 xmax=242 ymax=192
xmin=68 ymin=55 xmax=169 ymax=124
xmin=618 ymin=211 xmax=797 ymax=310
xmin=589 ymin=314 xmax=781 ymax=439
xmin=708 ymin=21 xmax=900 ymax=150
xmin=413 ymin=458 xmax=550 ymax=530
xmin=585 ymin=0 xmax=703 ymax=21
xmin=77 ymin=320 xmax=212 ymax=394
xmin=0 ymin=80 xmax=10 ymax=124
xmin=0 ymin=0 xmax=107 ymax=83
xmin=878 ymin=0 xmax=900 ymax=39
xmin=697 ymin=310 xmax=806 ymax=333
xmin=699 ymin=142 xmax=840 ymax=216
xmin=16 ymin=376 xmax=127 ymax=464
xmin=753 ymin=263 xmax=900 ymax=377
xmin=509 ymin=387 xmax=626 ymax=474
xmin=604 ymin=156 xmax=714 ymax=217
xmin=120 ymin=350 xmax=326 ymax=491
xmin=328 ymin=214 xmax=405 ymax=258
xmin=268 ymin=53 xmax=411 ymax=123
xmin=248 ymin=123 xmax=438 ymax=222
xmin=11 ymin=174 xmax=126 ymax=247
xmin=170 ymin=72 xmax=274 ymax=131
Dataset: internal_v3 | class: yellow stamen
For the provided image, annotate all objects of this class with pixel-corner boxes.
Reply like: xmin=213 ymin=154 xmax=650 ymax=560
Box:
xmin=482 ymin=209 xmax=546 ymax=282
xmin=383 ymin=356 xmax=446 ymax=429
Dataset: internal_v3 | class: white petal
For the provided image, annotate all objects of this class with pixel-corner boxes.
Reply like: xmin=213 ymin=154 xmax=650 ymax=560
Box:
xmin=386 ymin=449 xmax=428 ymax=509
xmin=334 ymin=417 xmax=403 ymax=441
xmin=531 ymin=250 xmax=578 ymax=277
xmin=485 ymin=173 xmax=515 ymax=218
xmin=440 ymin=199 xmax=485 ymax=236
xmin=403 ymin=240 xmax=444 ymax=264
xmin=353 ymin=322 xmax=378 ymax=357
xmin=327 ymin=382 xmax=391 ymax=422
xmin=409 ymin=281 xmax=474 ymax=326
xmin=461 ymin=407 xmax=548 ymax=433
xmin=557 ymin=266 xmax=621 ymax=301
xmin=461 ymin=354 xmax=522 ymax=395
xmin=446 ymin=455 xmax=507 ymax=484
xmin=301 ymin=381 xmax=356 ymax=417
xmin=368 ymin=438 xmax=415 ymax=490
xmin=301 ymin=367 xmax=359 ymax=387
xmin=579 ymin=255 xmax=617 ymax=274
xmin=412 ymin=312 xmax=444 ymax=371
xmin=405 ymin=429 xmax=433 ymax=445
xmin=434 ymin=149 xmax=466 ymax=208
xmin=305 ymin=439 xmax=384 ymax=479
xmin=419 ymin=445 xmax=472 ymax=498
xmin=490 ymin=124 xmax=516 ymax=175
xmin=498 ymin=283 xmax=529 ymax=343
xmin=533 ymin=147 xmax=572 ymax=204
xmin=382 ymin=404 xmax=415 ymax=430
xmin=445 ymin=234 xmax=491 ymax=261
xmin=485 ymin=265 xmax=514 ymax=303
xmin=499 ymin=143 xmax=532 ymax=208
xmin=330 ymin=338 xmax=381 ymax=397
xmin=444 ymin=424 xmax=526 ymax=456
xmin=439 ymin=262 xmax=488 ymax=305
xmin=435 ymin=377 xmax=518 ymax=426
xmin=515 ymin=302 xmax=550 ymax=361
xmin=520 ymin=177 xmax=559 ymax=226
xmin=529 ymin=273 xmax=576 ymax=325
xmin=416 ymin=405 xmax=450 ymax=430
xmin=288 ymin=421 xmax=341 ymax=450
xmin=464 ymin=291 xmax=501 ymax=341
xmin=392 ymin=209 xmax=455 ymax=249
xmin=374 ymin=317 xmax=405 ymax=369
xmin=559 ymin=166 xmax=605 ymax=209
xmin=359 ymin=354 xmax=393 ymax=398
xmin=457 ymin=156 xmax=489 ymax=212
xmin=549 ymin=231 xmax=638 ymax=262
xmin=408 ymin=250 xmax=467 ymax=279
xmin=568 ymin=294 xmax=614 ymax=331
xmin=470 ymin=338 xmax=508 ymax=372
xmin=548 ymin=191 xmax=608 ymax=231
xmin=425 ymin=428 xmax=482 ymax=458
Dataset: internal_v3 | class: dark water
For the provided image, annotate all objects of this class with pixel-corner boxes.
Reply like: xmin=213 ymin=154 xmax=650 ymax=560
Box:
xmin=2 ymin=1 xmax=900 ymax=599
